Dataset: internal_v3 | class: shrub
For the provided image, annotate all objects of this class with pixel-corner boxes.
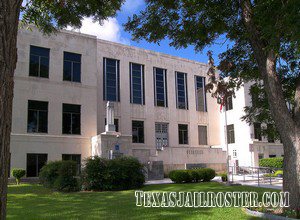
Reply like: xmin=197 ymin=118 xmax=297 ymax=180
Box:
xmin=109 ymin=156 xmax=145 ymax=190
xmin=81 ymin=156 xmax=145 ymax=191
xmin=39 ymin=161 xmax=61 ymax=188
xmin=12 ymin=168 xmax=26 ymax=184
xmin=53 ymin=160 xmax=79 ymax=192
xmin=39 ymin=160 xmax=79 ymax=192
xmin=168 ymin=170 xmax=190 ymax=183
xmin=259 ymin=157 xmax=283 ymax=168
xmin=220 ymin=173 xmax=228 ymax=182
xmin=169 ymin=168 xmax=216 ymax=183
xmin=202 ymin=168 xmax=216 ymax=182
xmin=80 ymin=156 xmax=112 ymax=191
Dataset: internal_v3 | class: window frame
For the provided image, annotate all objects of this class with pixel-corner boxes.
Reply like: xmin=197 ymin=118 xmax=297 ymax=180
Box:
xmin=130 ymin=62 xmax=145 ymax=105
xmin=198 ymin=125 xmax=208 ymax=145
xmin=195 ymin=76 xmax=207 ymax=112
xmin=103 ymin=58 xmax=120 ymax=102
xmin=178 ymin=124 xmax=189 ymax=145
xmin=26 ymin=153 xmax=48 ymax=177
xmin=175 ymin=71 xmax=188 ymax=110
xmin=27 ymin=100 xmax=48 ymax=133
xmin=63 ymin=51 xmax=81 ymax=83
xmin=29 ymin=45 xmax=50 ymax=78
xmin=153 ymin=67 xmax=168 ymax=107
xmin=227 ymin=124 xmax=235 ymax=144
xmin=62 ymin=103 xmax=81 ymax=135
xmin=132 ymin=120 xmax=144 ymax=143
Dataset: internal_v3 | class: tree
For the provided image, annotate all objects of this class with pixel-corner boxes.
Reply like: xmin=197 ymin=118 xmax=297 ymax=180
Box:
xmin=124 ymin=0 xmax=300 ymax=210
xmin=0 ymin=0 xmax=124 ymax=219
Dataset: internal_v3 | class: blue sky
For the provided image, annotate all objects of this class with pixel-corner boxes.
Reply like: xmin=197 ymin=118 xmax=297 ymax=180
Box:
xmin=66 ymin=0 xmax=230 ymax=65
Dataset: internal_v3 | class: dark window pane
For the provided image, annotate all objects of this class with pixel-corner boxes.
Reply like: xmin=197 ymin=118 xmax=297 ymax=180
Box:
xmin=26 ymin=154 xmax=37 ymax=177
xmin=72 ymin=114 xmax=81 ymax=134
xmin=63 ymin=61 xmax=72 ymax=81
xmin=27 ymin=101 xmax=48 ymax=133
xmin=227 ymin=124 xmax=235 ymax=144
xmin=104 ymin=58 xmax=119 ymax=101
xmin=38 ymin=111 xmax=48 ymax=133
xmin=64 ymin=52 xmax=81 ymax=62
xmin=73 ymin=62 xmax=81 ymax=82
xmin=37 ymin=154 xmax=48 ymax=176
xmin=27 ymin=110 xmax=38 ymax=132
xmin=178 ymin=124 xmax=188 ymax=144
xmin=40 ymin=57 xmax=49 ymax=78
xmin=29 ymin=55 xmax=39 ymax=77
xmin=132 ymin=121 xmax=144 ymax=143
xmin=29 ymin=46 xmax=49 ymax=78
xmin=63 ymin=113 xmax=71 ymax=134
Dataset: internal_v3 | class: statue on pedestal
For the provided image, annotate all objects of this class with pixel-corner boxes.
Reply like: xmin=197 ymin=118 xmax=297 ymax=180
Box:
xmin=105 ymin=101 xmax=116 ymax=132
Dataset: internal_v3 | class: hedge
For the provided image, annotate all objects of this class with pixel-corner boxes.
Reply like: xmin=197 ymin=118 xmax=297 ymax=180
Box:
xmin=169 ymin=168 xmax=216 ymax=183
xmin=39 ymin=160 xmax=79 ymax=192
xmin=81 ymin=156 xmax=145 ymax=191
xmin=259 ymin=157 xmax=283 ymax=168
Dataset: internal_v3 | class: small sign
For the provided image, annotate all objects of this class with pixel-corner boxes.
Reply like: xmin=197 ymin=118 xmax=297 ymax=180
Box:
xmin=249 ymin=144 xmax=254 ymax=152
xmin=114 ymin=144 xmax=120 ymax=151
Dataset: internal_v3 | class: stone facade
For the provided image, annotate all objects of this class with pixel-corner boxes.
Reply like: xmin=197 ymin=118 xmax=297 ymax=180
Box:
xmin=10 ymin=27 xmax=227 ymax=179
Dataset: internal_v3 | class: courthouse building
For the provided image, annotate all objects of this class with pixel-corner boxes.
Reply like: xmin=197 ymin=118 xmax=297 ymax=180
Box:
xmin=10 ymin=27 xmax=227 ymax=178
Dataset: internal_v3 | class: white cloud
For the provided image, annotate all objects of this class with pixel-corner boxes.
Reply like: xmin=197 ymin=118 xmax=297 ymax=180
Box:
xmin=67 ymin=17 xmax=130 ymax=45
xmin=122 ymin=0 xmax=144 ymax=13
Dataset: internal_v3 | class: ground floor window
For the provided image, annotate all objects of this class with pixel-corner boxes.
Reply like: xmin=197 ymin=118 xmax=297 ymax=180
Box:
xmin=62 ymin=154 xmax=81 ymax=175
xmin=178 ymin=124 xmax=188 ymax=145
xmin=132 ymin=120 xmax=144 ymax=143
xmin=269 ymin=154 xmax=276 ymax=158
xmin=26 ymin=154 xmax=48 ymax=177
xmin=258 ymin=153 xmax=264 ymax=160
xmin=155 ymin=123 xmax=169 ymax=150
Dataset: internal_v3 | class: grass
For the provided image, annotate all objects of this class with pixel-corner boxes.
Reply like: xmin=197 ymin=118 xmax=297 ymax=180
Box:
xmin=7 ymin=182 xmax=276 ymax=220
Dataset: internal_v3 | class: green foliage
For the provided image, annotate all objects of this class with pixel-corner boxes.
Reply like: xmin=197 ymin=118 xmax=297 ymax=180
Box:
xmin=80 ymin=156 xmax=112 ymax=191
xmin=81 ymin=156 xmax=145 ymax=191
xmin=39 ymin=160 xmax=79 ymax=192
xmin=168 ymin=168 xmax=215 ymax=183
xmin=12 ymin=169 xmax=26 ymax=184
xmin=201 ymin=168 xmax=216 ymax=182
xmin=109 ymin=156 xmax=145 ymax=190
xmin=259 ymin=157 xmax=283 ymax=168
xmin=125 ymin=0 xmax=300 ymax=142
xmin=220 ymin=173 xmax=228 ymax=182
xmin=20 ymin=0 xmax=125 ymax=34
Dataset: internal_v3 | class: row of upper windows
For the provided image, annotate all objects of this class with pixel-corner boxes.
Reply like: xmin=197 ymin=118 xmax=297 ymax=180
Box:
xmin=26 ymin=100 xmax=208 ymax=146
xmin=28 ymin=45 xmax=207 ymax=112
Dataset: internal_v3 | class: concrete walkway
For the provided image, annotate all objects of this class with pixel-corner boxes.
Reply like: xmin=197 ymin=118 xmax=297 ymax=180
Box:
xmin=145 ymin=176 xmax=282 ymax=190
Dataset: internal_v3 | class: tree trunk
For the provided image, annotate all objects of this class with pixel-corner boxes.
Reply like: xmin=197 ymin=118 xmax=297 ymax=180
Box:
xmin=0 ymin=1 xmax=22 ymax=219
xmin=241 ymin=0 xmax=300 ymax=210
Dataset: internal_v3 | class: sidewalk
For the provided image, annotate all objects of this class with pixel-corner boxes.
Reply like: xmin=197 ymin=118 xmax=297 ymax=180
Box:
xmin=145 ymin=176 xmax=282 ymax=190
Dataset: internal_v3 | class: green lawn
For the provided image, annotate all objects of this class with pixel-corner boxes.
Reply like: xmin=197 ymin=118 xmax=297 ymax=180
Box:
xmin=7 ymin=182 xmax=273 ymax=220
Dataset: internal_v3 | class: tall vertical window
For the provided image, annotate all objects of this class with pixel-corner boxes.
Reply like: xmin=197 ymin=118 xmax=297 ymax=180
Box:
xmin=233 ymin=150 xmax=237 ymax=158
xmin=130 ymin=63 xmax=145 ymax=104
xmin=195 ymin=76 xmax=207 ymax=112
xmin=227 ymin=124 xmax=235 ymax=144
xmin=27 ymin=154 xmax=48 ymax=177
xmin=176 ymin=72 xmax=188 ymax=109
xmin=226 ymin=96 xmax=233 ymax=110
xmin=198 ymin=125 xmax=208 ymax=145
xmin=178 ymin=124 xmax=188 ymax=145
xmin=27 ymin=100 xmax=48 ymax=133
xmin=154 ymin=67 xmax=168 ymax=107
xmin=155 ymin=123 xmax=169 ymax=150
xmin=62 ymin=154 xmax=81 ymax=175
xmin=254 ymin=123 xmax=262 ymax=141
xmin=63 ymin=52 xmax=81 ymax=82
xmin=132 ymin=120 xmax=144 ymax=143
xmin=29 ymin=45 xmax=50 ymax=78
xmin=63 ymin=104 xmax=81 ymax=135
xmin=104 ymin=58 xmax=120 ymax=102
